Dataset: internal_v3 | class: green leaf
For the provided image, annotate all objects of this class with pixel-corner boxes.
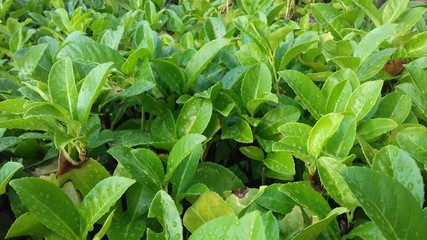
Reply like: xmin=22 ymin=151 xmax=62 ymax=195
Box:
xmin=188 ymin=211 xmax=267 ymax=240
xmin=152 ymin=59 xmax=186 ymax=94
xmin=353 ymin=24 xmax=396 ymax=62
xmin=352 ymin=0 xmax=382 ymax=27
xmin=311 ymin=3 xmax=347 ymax=38
xmin=307 ymin=113 xmax=344 ymax=159
xmin=16 ymin=44 xmax=49 ymax=77
xmin=341 ymin=167 xmax=427 ymax=240
xmin=279 ymin=40 xmax=318 ymax=69
xmin=405 ymin=32 xmax=427 ymax=58
xmin=191 ymin=162 xmax=244 ymax=194
xmin=6 ymin=212 xmax=46 ymax=239
xmin=317 ymin=157 xmax=358 ymax=211
xmin=76 ymin=62 xmax=112 ymax=125
xmin=10 ymin=178 xmax=80 ymax=240
xmin=147 ymin=190 xmax=183 ymax=240
xmin=176 ymin=97 xmax=213 ymax=138
xmin=372 ymin=145 xmax=424 ymax=206
xmin=240 ymin=146 xmax=264 ymax=161
xmin=357 ymin=48 xmax=395 ymax=81
xmin=274 ymin=123 xmax=311 ymax=161
xmin=233 ymin=16 xmax=270 ymax=54
xmin=57 ymin=41 xmax=124 ymax=70
xmin=0 ymin=99 xmax=29 ymax=114
xmin=395 ymin=8 xmax=427 ymax=37
xmin=381 ymin=0 xmax=409 ymax=24
xmin=0 ymin=161 xmax=23 ymax=195
xmin=107 ymin=210 xmax=146 ymax=240
xmin=293 ymin=207 xmax=349 ymax=240
xmin=255 ymin=184 xmax=294 ymax=215
xmin=256 ymin=105 xmax=300 ymax=137
xmin=280 ymin=182 xmax=340 ymax=238
xmin=357 ymin=118 xmax=398 ymax=141
xmin=183 ymin=191 xmax=235 ymax=233
xmin=171 ymin=144 xmax=203 ymax=195
xmin=263 ymin=152 xmax=295 ymax=175
xmin=48 ymin=57 xmax=77 ymax=119
xmin=343 ymin=221 xmax=386 ymax=240
xmin=58 ymin=159 xmax=110 ymax=196
xmin=164 ymin=134 xmax=206 ymax=184
xmin=278 ymin=70 xmax=324 ymax=119
xmin=184 ymin=38 xmax=230 ymax=92
xmin=93 ymin=210 xmax=115 ymax=240
xmin=108 ymin=147 xmax=164 ymax=192
xmin=324 ymin=113 xmax=356 ymax=159
xmin=80 ymin=176 xmax=135 ymax=236
xmin=241 ymin=63 xmax=277 ymax=116
xmin=205 ymin=17 xmax=226 ymax=40
xmin=345 ymin=80 xmax=383 ymax=121
xmin=222 ymin=115 xmax=253 ymax=143
xmin=375 ymin=92 xmax=412 ymax=124
xmin=396 ymin=127 xmax=427 ymax=165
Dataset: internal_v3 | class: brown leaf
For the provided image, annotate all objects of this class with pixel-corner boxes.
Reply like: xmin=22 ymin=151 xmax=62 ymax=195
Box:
xmin=383 ymin=59 xmax=405 ymax=76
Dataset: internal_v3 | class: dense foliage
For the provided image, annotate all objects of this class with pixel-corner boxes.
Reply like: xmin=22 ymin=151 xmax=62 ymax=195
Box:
xmin=0 ymin=0 xmax=427 ymax=239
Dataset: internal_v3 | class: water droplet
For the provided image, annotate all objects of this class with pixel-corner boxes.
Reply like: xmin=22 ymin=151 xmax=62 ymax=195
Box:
xmin=292 ymin=143 xmax=296 ymax=147
xmin=393 ymin=150 xmax=398 ymax=156
xmin=208 ymin=231 xmax=213 ymax=236
xmin=198 ymin=230 xmax=203 ymax=235
xmin=173 ymin=221 xmax=177 ymax=227
xmin=407 ymin=183 xmax=414 ymax=190
xmin=397 ymin=166 xmax=403 ymax=172
xmin=175 ymin=233 xmax=181 ymax=239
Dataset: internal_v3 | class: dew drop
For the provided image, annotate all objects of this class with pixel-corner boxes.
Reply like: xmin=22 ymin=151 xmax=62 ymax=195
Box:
xmin=292 ymin=143 xmax=296 ymax=147
xmin=175 ymin=233 xmax=181 ymax=239
xmin=173 ymin=221 xmax=177 ymax=227
xmin=393 ymin=150 xmax=398 ymax=156
xmin=407 ymin=183 xmax=414 ymax=190
xmin=397 ymin=166 xmax=403 ymax=172
xmin=198 ymin=230 xmax=203 ymax=235
xmin=208 ymin=231 xmax=213 ymax=236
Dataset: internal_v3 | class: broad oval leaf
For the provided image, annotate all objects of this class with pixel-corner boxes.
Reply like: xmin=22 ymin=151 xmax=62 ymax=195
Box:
xmin=191 ymin=162 xmax=244 ymax=194
xmin=184 ymin=38 xmax=230 ymax=92
xmin=341 ymin=167 xmax=427 ymax=240
xmin=10 ymin=178 xmax=81 ymax=240
xmin=183 ymin=191 xmax=235 ymax=233
xmin=381 ymin=0 xmax=409 ymax=24
xmin=76 ymin=62 xmax=112 ymax=125
xmin=293 ymin=207 xmax=349 ymax=240
xmin=164 ymin=134 xmax=206 ymax=184
xmin=188 ymin=211 xmax=267 ymax=240
xmin=372 ymin=145 xmax=424 ymax=206
xmin=396 ymin=127 xmax=427 ymax=164
xmin=375 ymin=92 xmax=412 ymax=124
xmin=317 ymin=157 xmax=358 ymax=211
xmin=108 ymin=147 xmax=164 ymax=192
xmin=307 ymin=113 xmax=344 ymax=159
xmin=147 ymin=190 xmax=183 ymax=240
xmin=324 ymin=113 xmax=356 ymax=159
xmin=176 ymin=97 xmax=213 ymax=138
xmin=57 ymin=41 xmax=124 ymax=70
xmin=263 ymin=152 xmax=295 ymax=176
xmin=152 ymin=59 xmax=185 ymax=94
xmin=48 ymin=57 xmax=78 ymax=118
xmin=354 ymin=24 xmax=396 ymax=62
xmin=256 ymin=105 xmax=301 ymax=137
xmin=0 ymin=162 xmax=23 ymax=195
xmin=171 ymin=145 xmax=203 ymax=195
xmin=345 ymin=80 xmax=383 ymax=121
xmin=357 ymin=118 xmax=398 ymax=141
xmin=5 ymin=212 xmax=46 ymax=239
xmin=405 ymin=32 xmax=427 ymax=58
xmin=280 ymin=182 xmax=340 ymax=239
xmin=80 ymin=176 xmax=135 ymax=235
xmin=241 ymin=63 xmax=277 ymax=116
xmin=278 ymin=70 xmax=324 ymax=119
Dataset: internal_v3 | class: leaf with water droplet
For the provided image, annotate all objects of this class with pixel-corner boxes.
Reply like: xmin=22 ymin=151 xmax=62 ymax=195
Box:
xmin=147 ymin=190 xmax=183 ymax=240
xmin=372 ymin=145 xmax=424 ymax=206
xmin=341 ymin=167 xmax=427 ymax=240
xmin=10 ymin=178 xmax=81 ymax=240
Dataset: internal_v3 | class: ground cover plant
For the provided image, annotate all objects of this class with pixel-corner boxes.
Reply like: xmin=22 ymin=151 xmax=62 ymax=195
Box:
xmin=0 ymin=0 xmax=427 ymax=239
